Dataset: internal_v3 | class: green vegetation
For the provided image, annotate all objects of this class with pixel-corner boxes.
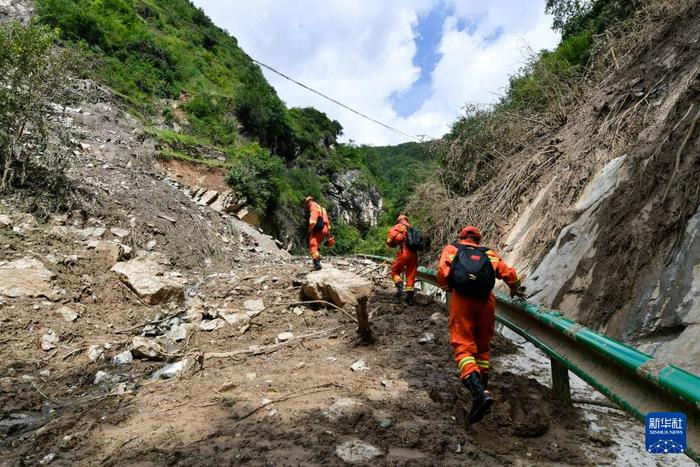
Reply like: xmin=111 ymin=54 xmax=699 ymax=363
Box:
xmin=433 ymin=0 xmax=641 ymax=197
xmin=32 ymin=0 xmax=436 ymax=251
xmin=0 ymin=21 xmax=78 ymax=216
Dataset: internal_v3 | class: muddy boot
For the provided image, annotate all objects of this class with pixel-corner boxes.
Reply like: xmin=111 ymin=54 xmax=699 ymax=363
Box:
xmin=405 ymin=290 xmax=415 ymax=305
xmin=463 ymin=372 xmax=494 ymax=424
xmin=312 ymin=258 xmax=322 ymax=271
xmin=394 ymin=282 xmax=405 ymax=299
xmin=481 ymin=372 xmax=489 ymax=390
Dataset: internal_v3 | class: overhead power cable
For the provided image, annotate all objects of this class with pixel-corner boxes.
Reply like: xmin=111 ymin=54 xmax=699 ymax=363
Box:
xmin=251 ymin=58 xmax=421 ymax=141
xmin=144 ymin=0 xmax=421 ymax=141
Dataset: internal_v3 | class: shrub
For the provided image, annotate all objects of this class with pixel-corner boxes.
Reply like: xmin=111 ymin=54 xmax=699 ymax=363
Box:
xmin=226 ymin=143 xmax=284 ymax=214
xmin=0 ymin=21 xmax=75 ymax=192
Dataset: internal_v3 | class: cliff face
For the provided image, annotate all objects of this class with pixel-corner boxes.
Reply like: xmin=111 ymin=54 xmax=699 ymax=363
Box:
xmin=411 ymin=1 xmax=699 ymax=372
xmin=489 ymin=3 xmax=700 ymax=371
xmin=327 ymin=170 xmax=384 ymax=230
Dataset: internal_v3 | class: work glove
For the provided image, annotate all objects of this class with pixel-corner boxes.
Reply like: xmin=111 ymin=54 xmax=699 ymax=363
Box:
xmin=510 ymin=285 xmax=527 ymax=299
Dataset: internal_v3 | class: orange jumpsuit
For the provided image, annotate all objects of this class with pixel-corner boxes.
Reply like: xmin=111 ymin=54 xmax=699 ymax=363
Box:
xmin=308 ymin=202 xmax=330 ymax=260
xmin=386 ymin=219 xmax=418 ymax=292
xmin=436 ymin=239 xmax=520 ymax=380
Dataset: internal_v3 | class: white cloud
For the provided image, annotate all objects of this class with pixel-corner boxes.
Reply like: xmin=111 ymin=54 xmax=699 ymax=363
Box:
xmin=192 ymin=0 xmax=560 ymax=145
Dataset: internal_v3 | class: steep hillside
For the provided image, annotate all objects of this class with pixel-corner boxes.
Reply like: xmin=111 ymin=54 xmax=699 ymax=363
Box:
xmin=30 ymin=0 xmax=435 ymax=251
xmin=411 ymin=0 xmax=700 ymax=370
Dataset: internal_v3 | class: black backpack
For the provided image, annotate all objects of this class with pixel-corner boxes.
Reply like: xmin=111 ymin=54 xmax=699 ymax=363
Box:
xmin=448 ymin=243 xmax=495 ymax=299
xmin=406 ymin=227 xmax=425 ymax=252
xmin=313 ymin=215 xmax=325 ymax=232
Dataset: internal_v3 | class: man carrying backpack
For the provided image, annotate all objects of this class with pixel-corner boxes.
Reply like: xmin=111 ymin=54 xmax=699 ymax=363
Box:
xmin=306 ymin=196 xmax=331 ymax=270
xmin=386 ymin=213 xmax=419 ymax=305
xmin=436 ymin=225 xmax=524 ymax=424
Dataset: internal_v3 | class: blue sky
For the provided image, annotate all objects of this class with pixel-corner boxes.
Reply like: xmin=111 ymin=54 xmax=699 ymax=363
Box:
xmin=193 ymin=0 xmax=560 ymax=145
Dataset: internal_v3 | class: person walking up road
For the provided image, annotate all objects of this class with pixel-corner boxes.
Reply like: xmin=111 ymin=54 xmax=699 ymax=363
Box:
xmin=436 ymin=225 xmax=524 ymax=424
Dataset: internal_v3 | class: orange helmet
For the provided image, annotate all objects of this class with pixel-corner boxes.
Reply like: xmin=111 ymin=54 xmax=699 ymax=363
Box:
xmin=459 ymin=225 xmax=481 ymax=241
xmin=305 ymin=196 xmax=314 ymax=204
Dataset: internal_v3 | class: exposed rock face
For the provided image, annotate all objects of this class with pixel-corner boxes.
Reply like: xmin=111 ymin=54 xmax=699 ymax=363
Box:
xmin=302 ymin=267 xmax=372 ymax=307
xmin=0 ymin=257 xmax=56 ymax=299
xmin=0 ymin=0 xmax=34 ymax=25
xmin=327 ymin=170 xmax=383 ymax=229
xmin=111 ymin=255 xmax=185 ymax=304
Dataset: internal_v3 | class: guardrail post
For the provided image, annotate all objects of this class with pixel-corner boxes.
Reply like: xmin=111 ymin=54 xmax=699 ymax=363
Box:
xmin=550 ymin=358 xmax=571 ymax=403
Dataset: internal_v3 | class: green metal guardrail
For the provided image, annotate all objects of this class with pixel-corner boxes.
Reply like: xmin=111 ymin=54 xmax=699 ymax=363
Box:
xmin=356 ymin=254 xmax=700 ymax=462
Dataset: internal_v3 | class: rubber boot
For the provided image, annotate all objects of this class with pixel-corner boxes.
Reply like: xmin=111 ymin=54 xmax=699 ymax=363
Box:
xmin=463 ymin=372 xmax=494 ymax=424
xmin=405 ymin=290 xmax=415 ymax=305
xmin=394 ymin=281 xmax=405 ymax=298
xmin=312 ymin=258 xmax=322 ymax=271
xmin=481 ymin=372 xmax=489 ymax=390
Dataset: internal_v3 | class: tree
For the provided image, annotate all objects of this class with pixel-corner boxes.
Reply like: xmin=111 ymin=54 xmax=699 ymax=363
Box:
xmin=0 ymin=21 xmax=74 ymax=191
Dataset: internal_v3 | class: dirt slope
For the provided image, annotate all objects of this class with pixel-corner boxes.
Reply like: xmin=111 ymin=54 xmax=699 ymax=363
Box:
xmin=416 ymin=1 xmax=700 ymax=371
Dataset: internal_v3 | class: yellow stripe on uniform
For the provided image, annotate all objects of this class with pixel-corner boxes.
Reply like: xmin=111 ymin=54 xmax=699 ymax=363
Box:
xmin=458 ymin=357 xmax=476 ymax=370
xmin=475 ymin=359 xmax=490 ymax=369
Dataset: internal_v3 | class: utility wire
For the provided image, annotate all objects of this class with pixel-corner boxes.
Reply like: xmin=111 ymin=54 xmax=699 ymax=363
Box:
xmin=143 ymin=1 xmax=422 ymax=142
xmin=251 ymin=59 xmax=421 ymax=141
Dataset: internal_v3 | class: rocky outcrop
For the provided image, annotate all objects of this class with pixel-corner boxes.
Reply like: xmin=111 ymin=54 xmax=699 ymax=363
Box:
xmin=188 ymin=186 xmax=255 ymax=224
xmin=0 ymin=0 xmax=33 ymax=24
xmin=0 ymin=257 xmax=57 ymax=300
xmin=327 ymin=170 xmax=383 ymax=229
xmin=302 ymin=267 xmax=372 ymax=307
xmin=111 ymin=255 xmax=185 ymax=304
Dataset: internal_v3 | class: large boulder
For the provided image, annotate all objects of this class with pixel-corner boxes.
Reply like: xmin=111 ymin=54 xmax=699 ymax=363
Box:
xmin=111 ymin=256 xmax=185 ymax=304
xmin=302 ymin=267 xmax=372 ymax=307
xmin=0 ymin=257 xmax=56 ymax=299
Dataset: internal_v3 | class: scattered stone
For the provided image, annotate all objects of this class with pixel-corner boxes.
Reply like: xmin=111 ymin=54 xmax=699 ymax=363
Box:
xmin=326 ymin=357 xmax=338 ymax=363
xmin=94 ymin=241 xmax=132 ymax=264
xmin=41 ymin=331 xmax=59 ymax=351
xmin=351 ymin=360 xmax=369 ymax=372
xmin=110 ymin=227 xmax=130 ymax=238
xmin=0 ymin=214 xmax=11 ymax=229
xmin=430 ymin=312 xmax=447 ymax=324
xmin=197 ymin=190 xmax=219 ymax=206
xmin=165 ymin=322 xmax=192 ymax=342
xmin=94 ymin=371 xmax=120 ymax=385
xmin=276 ymin=332 xmax=294 ymax=343
xmin=418 ymin=332 xmax=435 ymax=344
xmin=302 ymin=267 xmax=373 ymax=307
xmin=246 ymin=372 xmax=257 ymax=380
xmin=145 ymin=239 xmax=157 ymax=251
xmin=335 ymin=439 xmax=382 ymax=464
xmin=292 ymin=307 xmax=304 ymax=316
xmin=111 ymin=256 xmax=185 ymax=304
xmin=324 ymin=398 xmax=366 ymax=423
xmin=219 ymin=381 xmax=236 ymax=392
xmin=87 ymin=345 xmax=105 ymax=362
xmin=0 ymin=257 xmax=57 ymax=299
xmin=220 ymin=312 xmax=247 ymax=326
xmin=199 ymin=318 xmax=224 ymax=332
xmin=39 ymin=369 xmax=50 ymax=378
xmin=112 ymin=351 xmax=133 ymax=367
xmin=56 ymin=306 xmax=79 ymax=322
xmin=151 ymin=355 xmax=202 ymax=380
xmin=39 ymin=453 xmax=56 ymax=465
xmin=243 ymin=299 xmax=265 ymax=318
xmin=379 ymin=419 xmax=392 ymax=428
xmin=80 ymin=142 xmax=91 ymax=151
xmin=131 ymin=336 xmax=168 ymax=360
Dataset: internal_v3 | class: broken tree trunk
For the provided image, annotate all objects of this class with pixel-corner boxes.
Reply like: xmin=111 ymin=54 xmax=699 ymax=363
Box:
xmin=355 ymin=296 xmax=373 ymax=343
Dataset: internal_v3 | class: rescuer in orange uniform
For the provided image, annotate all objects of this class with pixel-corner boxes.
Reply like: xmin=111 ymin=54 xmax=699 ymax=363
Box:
xmin=306 ymin=196 xmax=331 ymax=270
xmin=386 ymin=213 xmax=418 ymax=305
xmin=436 ymin=226 xmax=524 ymax=424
